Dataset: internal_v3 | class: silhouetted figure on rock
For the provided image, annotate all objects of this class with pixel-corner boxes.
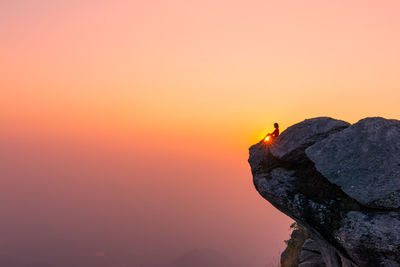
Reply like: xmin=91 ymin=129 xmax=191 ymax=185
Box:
xmin=264 ymin=122 xmax=279 ymax=142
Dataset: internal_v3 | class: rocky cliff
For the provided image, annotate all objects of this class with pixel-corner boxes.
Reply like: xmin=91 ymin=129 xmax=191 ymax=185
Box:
xmin=248 ymin=117 xmax=400 ymax=267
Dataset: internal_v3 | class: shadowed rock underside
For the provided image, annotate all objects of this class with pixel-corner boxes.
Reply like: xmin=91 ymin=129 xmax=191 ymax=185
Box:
xmin=249 ymin=117 xmax=400 ymax=267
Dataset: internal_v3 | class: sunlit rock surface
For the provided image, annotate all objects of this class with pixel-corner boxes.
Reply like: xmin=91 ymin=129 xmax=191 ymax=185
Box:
xmin=249 ymin=117 xmax=400 ymax=267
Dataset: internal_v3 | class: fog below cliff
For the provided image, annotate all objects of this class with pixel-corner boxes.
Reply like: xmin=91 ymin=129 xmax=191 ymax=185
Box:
xmin=0 ymin=132 xmax=291 ymax=266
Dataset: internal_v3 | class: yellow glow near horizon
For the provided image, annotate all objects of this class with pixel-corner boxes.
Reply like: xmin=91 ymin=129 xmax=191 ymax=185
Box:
xmin=2 ymin=0 xmax=400 ymax=153
xmin=2 ymin=1 xmax=400 ymax=266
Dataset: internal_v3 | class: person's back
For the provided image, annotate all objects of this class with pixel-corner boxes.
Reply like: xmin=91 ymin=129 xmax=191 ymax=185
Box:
xmin=271 ymin=123 xmax=279 ymax=138
xmin=270 ymin=122 xmax=279 ymax=141
xmin=264 ymin=122 xmax=279 ymax=142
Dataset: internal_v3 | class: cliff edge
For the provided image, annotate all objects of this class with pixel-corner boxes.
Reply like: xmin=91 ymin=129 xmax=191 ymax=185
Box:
xmin=248 ymin=117 xmax=400 ymax=267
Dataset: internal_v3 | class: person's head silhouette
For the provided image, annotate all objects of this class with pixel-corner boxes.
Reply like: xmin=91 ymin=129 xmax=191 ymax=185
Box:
xmin=263 ymin=122 xmax=280 ymax=143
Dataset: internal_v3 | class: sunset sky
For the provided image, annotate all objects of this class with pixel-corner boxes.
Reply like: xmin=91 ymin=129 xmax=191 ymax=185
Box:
xmin=1 ymin=1 xmax=400 ymax=266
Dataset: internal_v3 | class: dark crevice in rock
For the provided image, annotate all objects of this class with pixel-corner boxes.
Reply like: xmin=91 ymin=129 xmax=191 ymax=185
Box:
xmin=302 ymin=248 xmax=322 ymax=254
xmin=336 ymin=252 xmax=343 ymax=267
xmin=256 ymin=144 xmax=360 ymax=262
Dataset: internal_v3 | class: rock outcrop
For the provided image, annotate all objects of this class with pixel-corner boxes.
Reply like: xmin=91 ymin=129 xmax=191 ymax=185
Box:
xmin=248 ymin=117 xmax=400 ymax=267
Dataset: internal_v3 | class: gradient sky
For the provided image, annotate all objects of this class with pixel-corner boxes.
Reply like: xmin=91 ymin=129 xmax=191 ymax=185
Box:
xmin=1 ymin=1 xmax=400 ymax=266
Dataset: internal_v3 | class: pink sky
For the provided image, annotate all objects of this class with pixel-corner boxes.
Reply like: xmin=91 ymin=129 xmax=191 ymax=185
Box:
xmin=1 ymin=1 xmax=400 ymax=266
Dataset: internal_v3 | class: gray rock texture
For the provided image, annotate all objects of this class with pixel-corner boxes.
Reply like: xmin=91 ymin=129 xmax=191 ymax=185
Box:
xmin=270 ymin=117 xmax=350 ymax=159
xmin=248 ymin=117 xmax=400 ymax=267
xmin=299 ymin=239 xmax=325 ymax=267
xmin=306 ymin=117 xmax=400 ymax=209
xmin=334 ymin=211 xmax=400 ymax=267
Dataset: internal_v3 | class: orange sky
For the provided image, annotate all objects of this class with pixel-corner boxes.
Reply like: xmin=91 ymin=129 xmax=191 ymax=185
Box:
xmin=1 ymin=1 xmax=400 ymax=266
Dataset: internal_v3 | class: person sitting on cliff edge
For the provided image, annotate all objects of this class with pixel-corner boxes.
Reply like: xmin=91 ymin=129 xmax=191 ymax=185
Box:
xmin=263 ymin=123 xmax=279 ymax=142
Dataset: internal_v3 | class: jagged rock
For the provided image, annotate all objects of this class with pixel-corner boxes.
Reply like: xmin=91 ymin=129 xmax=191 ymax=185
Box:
xmin=306 ymin=117 xmax=400 ymax=209
xmin=248 ymin=117 xmax=400 ymax=267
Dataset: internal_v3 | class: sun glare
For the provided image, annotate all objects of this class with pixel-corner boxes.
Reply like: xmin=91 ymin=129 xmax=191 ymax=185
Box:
xmin=264 ymin=136 xmax=270 ymax=142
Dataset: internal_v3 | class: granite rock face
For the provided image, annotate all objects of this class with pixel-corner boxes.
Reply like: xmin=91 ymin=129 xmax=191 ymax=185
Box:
xmin=306 ymin=117 xmax=400 ymax=209
xmin=334 ymin=211 xmax=400 ymax=266
xmin=270 ymin=117 xmax=350 ymax=159
xmin=248 ymin=117 xmax=400 ymax=267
